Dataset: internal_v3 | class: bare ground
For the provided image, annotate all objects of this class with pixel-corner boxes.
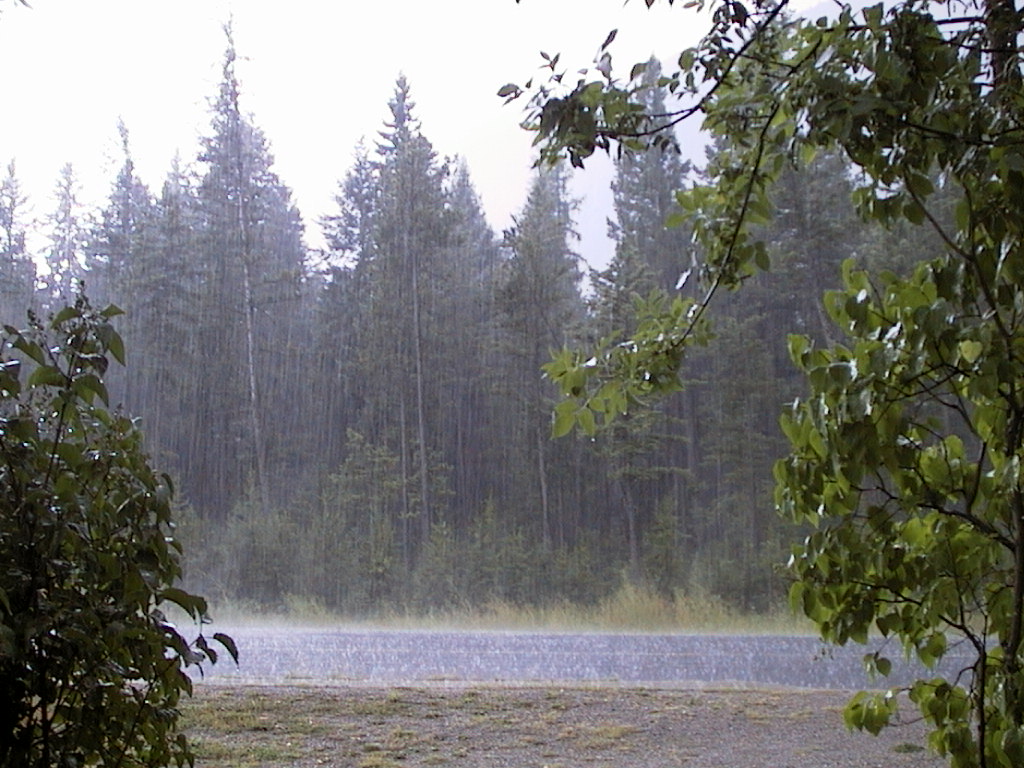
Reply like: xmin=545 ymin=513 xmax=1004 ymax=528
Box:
xmin=182 ymin=683 xmax=947 ymax=767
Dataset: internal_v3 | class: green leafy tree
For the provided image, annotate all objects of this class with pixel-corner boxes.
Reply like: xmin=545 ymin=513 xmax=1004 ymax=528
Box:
xmin=586 ymin=67 xmax=695 ymax=583
xmin=515 ymin=0 xmax=1024 ymax=764
xmin=0 ymin=298 xmax=234 ymax=768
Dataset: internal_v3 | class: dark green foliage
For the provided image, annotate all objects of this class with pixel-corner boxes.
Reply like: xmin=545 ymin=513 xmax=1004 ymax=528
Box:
xmin=4 ymin=27 xmax=915 ymax=632
xmin=0 ymin=162 xmax=36 ymax=324
xmin=522 ymin=0 xmax=1024 ymax=765
xmin=0 ymin=298 xmax=234 ymax=768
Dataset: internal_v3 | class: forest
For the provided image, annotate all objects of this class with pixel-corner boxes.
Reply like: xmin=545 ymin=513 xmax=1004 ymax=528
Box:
xmin=0 ymin=43 xmax=925 ymax=617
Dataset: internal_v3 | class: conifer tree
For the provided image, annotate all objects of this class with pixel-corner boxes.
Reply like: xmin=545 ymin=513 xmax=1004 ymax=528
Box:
xmin=190 ymin=31 xmax=307 ymax=520
xmin=499 ymin=166 xmax=585 ymax=547
xmin=0 ymin=161 xmax=35 ymax=323
xmin=43 ymin=163 xmax=85 ymax=303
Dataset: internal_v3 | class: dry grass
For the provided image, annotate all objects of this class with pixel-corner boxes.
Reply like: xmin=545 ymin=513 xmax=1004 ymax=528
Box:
xmin=205 ymin=583 xmax=812 ymax=635
xmin=180 ymin=683 xmax=944 ymax=768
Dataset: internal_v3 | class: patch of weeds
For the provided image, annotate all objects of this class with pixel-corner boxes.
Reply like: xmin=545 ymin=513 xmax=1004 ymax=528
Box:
xmin=188 ymin=739 xmax=235 ymax=761
xmin=544 ymin=693 xmax=570 ymax=712
xmin=358 ymin=754 xmax=404 ymax=768
xmin=572 ymin=723 xmax=638 ymax=750
xmin=184 ymin=692 xmax=271 ymax=733
xmin=785 ymin=708 xmax=816 ymax=721
xmin=190 ymin=737 xmax=304 ymax=766
xmin=351 ymin=690 xmax=409 ymax=716
xmin=385 ymin=726 xmax=418 ymax=750
xmin=893 ymin=743 xmax=926 ymax=754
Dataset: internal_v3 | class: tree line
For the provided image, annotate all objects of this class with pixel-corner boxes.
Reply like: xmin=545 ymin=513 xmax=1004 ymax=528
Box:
xmin=0 ymin=45 xmax=914 ymax=615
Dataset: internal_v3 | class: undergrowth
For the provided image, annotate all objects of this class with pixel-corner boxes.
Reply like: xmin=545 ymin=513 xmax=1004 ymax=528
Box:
xmin=204 ymin=582 xmax=811 ymax=634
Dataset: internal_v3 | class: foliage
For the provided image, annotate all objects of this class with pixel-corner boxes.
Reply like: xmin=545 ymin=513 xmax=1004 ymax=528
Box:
xmin=511 ymin=0 xmax=1024 ymax=765
xmin=0 ymin=161 xmax=35 ymax=323
xmin=2 ymin=30 xmax=894 ymax=636
xmin=0 ymin=297 xmax=235 ymax=768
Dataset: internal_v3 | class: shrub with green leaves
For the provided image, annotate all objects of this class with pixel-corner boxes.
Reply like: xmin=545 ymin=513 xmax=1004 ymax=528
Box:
xmin=521 ymin=0 xmax=1024 ymax=764
xmin=0 ymin=298 xmax=235 ymax=768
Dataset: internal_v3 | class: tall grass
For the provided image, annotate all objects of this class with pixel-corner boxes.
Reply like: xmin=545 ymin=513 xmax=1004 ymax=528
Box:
xmin=206 ymin=583 xmax=813 ymax=635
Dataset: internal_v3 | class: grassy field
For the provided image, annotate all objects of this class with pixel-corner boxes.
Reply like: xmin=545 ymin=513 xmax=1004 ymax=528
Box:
xmin=180 ymin=683 xmax=942 ymax=768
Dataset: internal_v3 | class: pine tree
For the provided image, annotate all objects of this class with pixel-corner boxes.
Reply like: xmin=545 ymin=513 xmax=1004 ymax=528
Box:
xmin=609 ymin=60 xmax=694 ymax=293
xmin=595 ymin=65 xmax=696 ymax=584
xmin=0 ymin=161 xmax=35 ymax=324
xmin=498 ymin=165 xmax=585 ymax=548
xmin=371 ymin=75 xmax=450 ymax=549
xmin=84 ymin=122 xmax=157 ymax=407
xmin=430 ymin=160 xmax=502 ymax=529
xmin=190 ymin=30 xmax=307 ymax=520
xmin=43 ymin=163 xmax=85 ymax=303
xmin=316 ymin=143 xmax=379 ymax=469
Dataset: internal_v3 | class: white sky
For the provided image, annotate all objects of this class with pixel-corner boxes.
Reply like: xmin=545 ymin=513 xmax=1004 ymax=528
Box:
xmin=0 ymin=0 xmax=716 ymax=268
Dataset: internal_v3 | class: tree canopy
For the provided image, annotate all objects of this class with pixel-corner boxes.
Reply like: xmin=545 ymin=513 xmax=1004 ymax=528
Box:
xmin=509 ymin=1 xmax=1024 ymax=765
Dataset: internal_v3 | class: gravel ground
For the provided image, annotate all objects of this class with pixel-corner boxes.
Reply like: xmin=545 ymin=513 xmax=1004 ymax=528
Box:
xmin=182 ymin=683 xmax=948 ymax=767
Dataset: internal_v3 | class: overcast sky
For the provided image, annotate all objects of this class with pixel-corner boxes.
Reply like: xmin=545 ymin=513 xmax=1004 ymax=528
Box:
xmin=0 ymin=0 xmax=719 ymax=267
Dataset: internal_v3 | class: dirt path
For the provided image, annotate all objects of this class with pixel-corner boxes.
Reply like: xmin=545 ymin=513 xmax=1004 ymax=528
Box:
xmin=183 ymin=683 xmax=946 ymax=767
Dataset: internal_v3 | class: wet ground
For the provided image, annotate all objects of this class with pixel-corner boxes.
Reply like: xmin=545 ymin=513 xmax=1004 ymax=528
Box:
xmin=193 ymin=627 xmax=973 ymax=690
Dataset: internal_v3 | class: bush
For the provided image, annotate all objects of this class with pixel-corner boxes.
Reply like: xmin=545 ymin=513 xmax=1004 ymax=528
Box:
xmin=0 ymin=300 xmax=234 ymax=768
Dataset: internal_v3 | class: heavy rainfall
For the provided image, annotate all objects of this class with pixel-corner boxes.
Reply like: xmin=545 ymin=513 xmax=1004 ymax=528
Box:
xmin=2 ymin=0 xmax=1022 ymax=767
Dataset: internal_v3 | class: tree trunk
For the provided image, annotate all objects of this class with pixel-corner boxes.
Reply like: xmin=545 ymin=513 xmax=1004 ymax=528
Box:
xmin=615 ymin=470 xmax=641 ymax=578
xmin=536 ymin=421 xmax=551 ymax=550
xmin=410 ymin=238 xmax=432 ymax=546
xmin=241 ymin=257 xmax=269 ymax=515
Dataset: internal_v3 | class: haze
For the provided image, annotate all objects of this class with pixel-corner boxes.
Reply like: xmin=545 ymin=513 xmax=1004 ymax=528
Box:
xmin=0 ymin=0 xmax=701 ymax=260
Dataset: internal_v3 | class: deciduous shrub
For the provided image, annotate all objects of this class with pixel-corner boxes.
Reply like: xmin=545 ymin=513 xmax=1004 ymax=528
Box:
xmin=0 ymin=299 xmax=235 ymax=768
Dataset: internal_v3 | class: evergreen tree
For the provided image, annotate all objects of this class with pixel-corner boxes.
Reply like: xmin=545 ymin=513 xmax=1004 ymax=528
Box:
xmin=608 ymin=59 xmax=694 ymax=293
xmin=316 ymin=143 xmax=380 ymax=469
xmin=431 ymin=160 xmax=502 ymax=529
xmin=189 ymin=32 xmax=307 ymax=521
xmin=371 ymin=75 xmax=451 ymax=549
xmin=593 ymin=66 xmax=696 ymax=586
xmin=498 ymin=165 xmax=585 ymax=548
xmin=85 ymin=122 xmax=154 ymax=308
xmin=43 ymin=163 xmax=85 ymax=302
xmin=84 ymin=122 xmax=157 ymax=407
xmin=0 ymin=161 xmax=35 ymax=324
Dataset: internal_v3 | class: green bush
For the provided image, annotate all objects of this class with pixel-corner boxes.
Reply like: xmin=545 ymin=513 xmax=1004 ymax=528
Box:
xmin=0 ymin=299 xmax=234 ymax=768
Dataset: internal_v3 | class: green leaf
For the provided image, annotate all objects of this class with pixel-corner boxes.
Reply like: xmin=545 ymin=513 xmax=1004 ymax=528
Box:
xmin=552 ymin=399 xmax=577 ymax=438
xmin=576 ymin=406 xmax=596 ymax=435
xmin=12 ymin=335 xmax=45 ymax=364
xmin=73 ymin=373 xmax=110 ymax=405
xmin=213 ymin=632 xmax=239 ymax=664
xmin=28 ymin=365 xmax=67 ymax=388
xmin=958 ymin=339 xmax=982 ymax=364
xmin=99 ymin=304 xmax=125 ymax=319
xmin=159 ymin=587 xmax=204 ymax=618
xmin=52 ymin=306 xmax=82 ymax=325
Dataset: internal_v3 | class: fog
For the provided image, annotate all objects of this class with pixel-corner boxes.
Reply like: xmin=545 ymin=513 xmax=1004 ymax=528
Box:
xmin=194 ymin=626 xmax=973 ymax=691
